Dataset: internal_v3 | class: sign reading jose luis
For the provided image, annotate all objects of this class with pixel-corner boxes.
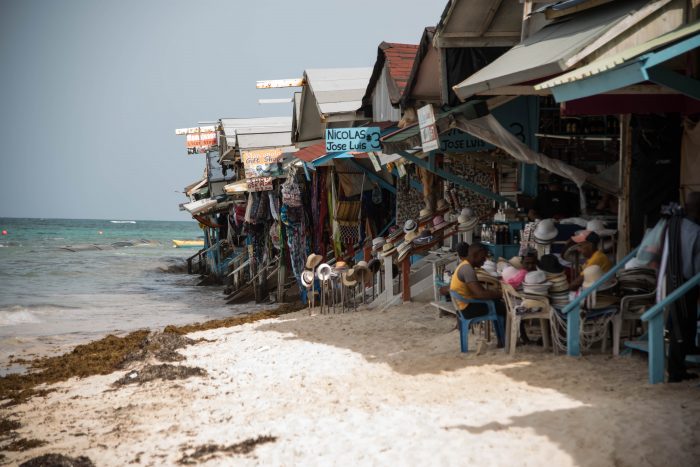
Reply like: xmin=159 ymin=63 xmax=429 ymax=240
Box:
xmin=242 ymin=148 xmax=283 ymax=191
xmin=325 ymin=127 xmax=381 ymax=153
xmin=439 ymin=97 xmax=534 ymax=152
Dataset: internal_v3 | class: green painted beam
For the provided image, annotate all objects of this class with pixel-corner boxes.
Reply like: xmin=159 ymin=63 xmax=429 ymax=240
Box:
xmin=346 ymin=159 xmax=396 ymax=194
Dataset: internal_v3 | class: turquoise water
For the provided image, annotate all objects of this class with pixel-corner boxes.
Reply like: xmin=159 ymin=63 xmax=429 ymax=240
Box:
xmin=0 ymin=218 xmax=269 ymax=368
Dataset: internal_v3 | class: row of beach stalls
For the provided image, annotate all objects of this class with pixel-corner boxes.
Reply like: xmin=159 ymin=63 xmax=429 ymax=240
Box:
xmin=176 ymin=0 xmax=700 ymax=383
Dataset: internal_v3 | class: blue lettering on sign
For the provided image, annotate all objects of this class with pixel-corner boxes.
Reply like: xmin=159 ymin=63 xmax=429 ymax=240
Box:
xmin=439 ymin=98 xmax=532 ymax=152
xmin=326 ymin=127 xmax=381 ymax=153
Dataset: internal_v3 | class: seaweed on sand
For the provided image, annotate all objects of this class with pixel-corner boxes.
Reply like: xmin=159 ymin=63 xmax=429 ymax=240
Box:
xmin=112 ymin=364 xmax=207 ymax=387
xmin=178 ymin=435 xmax=277 ymax=464
xmin=0 ymin=302 xmax=303 ymax=405
xmin=19 ymin=453 xmax=95 ymax=467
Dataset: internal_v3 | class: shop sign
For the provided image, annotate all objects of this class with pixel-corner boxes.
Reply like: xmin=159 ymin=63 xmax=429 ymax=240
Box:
xmin=325 ymin=127 xmax=381 ymax=152
xmin=417 ymin=104 xmax=439 ymax=152
xmin=242 ymin=148 xmax=283 ymax=192
xmin=439 ymin=98 xmax=532 ymax=152
xmin=246 ymin=177 xmax=273 ymax=192
xmin=175 ymin=126 xmax=218 ymax=155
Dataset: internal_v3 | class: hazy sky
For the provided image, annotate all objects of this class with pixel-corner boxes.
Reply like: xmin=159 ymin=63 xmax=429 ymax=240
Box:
xmin=0 ymin=0 xmax=445 ymax=221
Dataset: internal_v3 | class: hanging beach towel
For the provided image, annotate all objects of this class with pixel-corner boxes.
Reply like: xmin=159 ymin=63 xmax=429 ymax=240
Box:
xmin=335 ymin=200 xmax=362 ymax=245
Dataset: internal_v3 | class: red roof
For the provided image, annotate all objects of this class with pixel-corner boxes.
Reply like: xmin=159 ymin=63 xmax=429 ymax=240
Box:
xmin=294 ymin=142 xmax=326 ymax=162
xmin=382 ymin=43 xmax=419 ymax=97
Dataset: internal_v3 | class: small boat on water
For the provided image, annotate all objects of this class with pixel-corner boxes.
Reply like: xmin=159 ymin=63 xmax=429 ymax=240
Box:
xmin=172 ymin=239 xmax=204 ymax=248
xmin=110 ymin=220 xmax=137 ymax=224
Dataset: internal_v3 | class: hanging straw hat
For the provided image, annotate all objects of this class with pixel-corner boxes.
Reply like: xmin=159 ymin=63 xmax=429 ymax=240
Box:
xmin=431 ymin=215 xmax=450 ymax=232
xmin=342 ymin=269 xmax=357 ymax=287
xmin=380 ymin=242 xmax=396 ymax=257
xmin=316 ymin=263 xmax=332 ymax=281
xmin=403 ymin=219 xmax=418 ymax=234
xmin=305 ymin=253 xmax=323 ymax=270
xmin=335 ymin=261 xmax=349 ymax=273
xmin=371 ymin=236 xmax=385 ymax=252
xmin=418 ymin=208 xmax=433 ymax=222
xmin=404 ymin=230 xmax=418 ymax=243
xmin=413 ymin=229 xmax=433 ymax=245
xmin=354 ymin=261 xmax=370 ymax=282
xmin=396 ymin=242 xmax=413 ymax=263
xmin=534 ymin=219 xmax=558 ymax=243
xmin=436 ymin=199 xmax=449 ymax=212
xmin=300 ymin=269 xmax=315 ymax=288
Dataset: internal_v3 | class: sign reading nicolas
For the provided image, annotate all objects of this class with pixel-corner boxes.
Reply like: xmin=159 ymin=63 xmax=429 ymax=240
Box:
xmin=325 ymin=127 xmax=381 ymax=153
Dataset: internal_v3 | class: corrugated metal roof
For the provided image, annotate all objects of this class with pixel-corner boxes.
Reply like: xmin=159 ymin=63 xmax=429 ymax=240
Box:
xmin=362 ymin=42 xmax=419 ymax=110
xmin=304 ymin=67 xmax=373 ymax=117
xmin=452 ymin=0 xmax=650 ymax=100
xmin=535 ymin=20 xmax=700 ymax=90
xmin=294 ymin=142 xmax=326 ymax=162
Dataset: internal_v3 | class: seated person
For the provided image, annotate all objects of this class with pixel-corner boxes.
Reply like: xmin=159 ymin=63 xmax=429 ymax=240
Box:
xmin=450 ymin=243 xmax=506 ymax=345
xmin=522 ymin=249 xmax=538 ymax=272
xmin=568 ymin=231 xmax=612 ymax=290
xmin=439 ymin=242 xmax=470 ymax=301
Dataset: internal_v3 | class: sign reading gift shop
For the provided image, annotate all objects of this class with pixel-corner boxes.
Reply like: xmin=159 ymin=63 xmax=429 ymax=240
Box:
xmin=325 ymin=127 xmax=381 ymax=152
xmin=439 ymin=97 xmax=535 ymax=152
xmin=242 ymin=148 xmax=283 ymax=191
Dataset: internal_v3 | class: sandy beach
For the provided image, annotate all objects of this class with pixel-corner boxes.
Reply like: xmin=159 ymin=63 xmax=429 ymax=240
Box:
xmin=3 ymin=302 xmax=699 ymax=466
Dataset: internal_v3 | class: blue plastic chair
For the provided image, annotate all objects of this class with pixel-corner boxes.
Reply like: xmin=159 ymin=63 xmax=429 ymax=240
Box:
xmin=450 ymin=291 xmax=505 ymax=353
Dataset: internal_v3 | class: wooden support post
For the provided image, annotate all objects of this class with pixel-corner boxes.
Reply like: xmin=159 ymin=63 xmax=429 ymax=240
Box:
xmin=617 ymin=114 xmax=632 ymax=262
xmin=383 ymin=255 xmax=394 ymax=305
xmin=402 ymin=257 xmax=411 ymax=302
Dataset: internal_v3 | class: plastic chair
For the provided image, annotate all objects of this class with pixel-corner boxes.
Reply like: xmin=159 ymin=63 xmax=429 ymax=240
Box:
xmin=450 ymin=291 xmax=505 ymax=353
xmin=611 ymin=291 xmax=655 ymax=355
xmin=501 ymin=284 xmax=554 ymax=356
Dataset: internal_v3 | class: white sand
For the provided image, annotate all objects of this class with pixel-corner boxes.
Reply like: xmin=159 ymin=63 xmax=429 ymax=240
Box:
xmin=4 ymin=303 xmax=700 ymax=466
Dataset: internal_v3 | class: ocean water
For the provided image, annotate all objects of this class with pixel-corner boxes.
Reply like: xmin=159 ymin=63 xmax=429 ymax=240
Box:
xmin=0 ymin=218 xmax=270 ymax=370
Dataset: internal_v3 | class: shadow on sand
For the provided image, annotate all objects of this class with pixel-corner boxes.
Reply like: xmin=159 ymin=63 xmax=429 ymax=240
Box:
xmin=257 ymin=305 xmax=700 ymax=466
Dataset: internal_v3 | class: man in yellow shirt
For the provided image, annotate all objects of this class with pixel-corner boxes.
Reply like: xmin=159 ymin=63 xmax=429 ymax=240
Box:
xmin=569 ymin=230 xmax=612 ymax=290
xmin=450 ymin=243 xmax=505 ymax=313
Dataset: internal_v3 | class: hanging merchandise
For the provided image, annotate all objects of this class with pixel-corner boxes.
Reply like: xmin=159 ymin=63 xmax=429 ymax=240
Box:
xmin=281 ymin=167 xmax=303 ymax=207
xmin=269 ymin=191 xmax=280 ymax=221
xmin=244 ymin=192 xmax=254 ymax=224
xmin=334 ymin=173 xmax=365 ymax=246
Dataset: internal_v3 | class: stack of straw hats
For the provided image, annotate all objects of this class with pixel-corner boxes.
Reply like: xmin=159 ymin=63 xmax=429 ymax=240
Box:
xmin=581 ymin=265 xmax=617 ymax=291
xmin=371 ymin=236 xmax=385 ymax=253
xmin=538 ymin=254 xmax=569 ymax=306
xmin=522 ymin=270 xmax=552 ymax=296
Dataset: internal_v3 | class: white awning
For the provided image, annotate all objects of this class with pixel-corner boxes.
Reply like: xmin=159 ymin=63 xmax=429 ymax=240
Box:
xmin=183 ymin=198 xmax=217 ymax=215
xmin=452 ymin=0 xmax=655 ymax=100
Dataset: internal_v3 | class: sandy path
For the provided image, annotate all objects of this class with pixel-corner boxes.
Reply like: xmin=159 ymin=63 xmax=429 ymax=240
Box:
xmin=4 ymin=303 xmax=699 ymax=466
